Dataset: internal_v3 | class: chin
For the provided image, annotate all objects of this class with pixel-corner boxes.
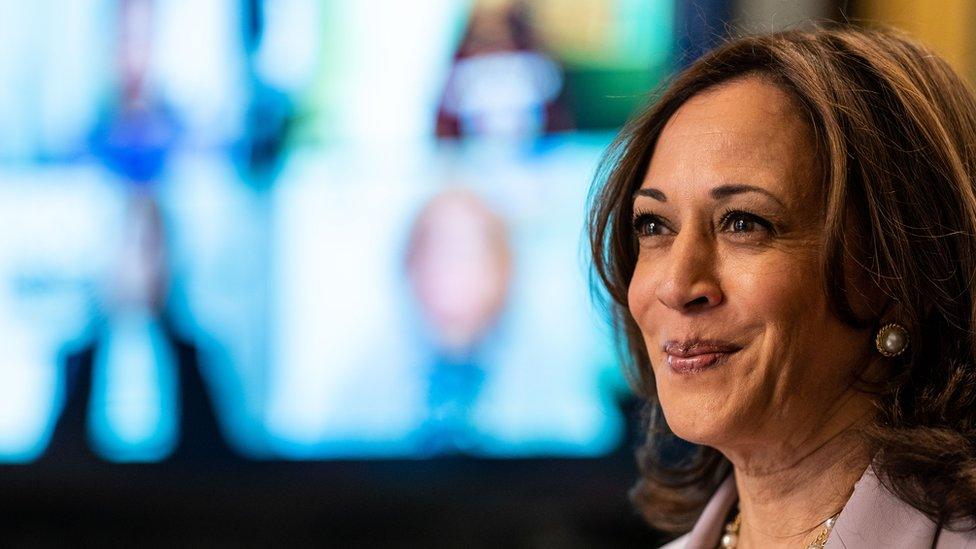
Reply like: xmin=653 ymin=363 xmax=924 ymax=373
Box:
xmin=650 ymin=352 xmax=751 ymax=446
xmin=656 ymin=391 xmax=735 ymax=447
xmin=662 ymin=413 xmax=719 ymax=446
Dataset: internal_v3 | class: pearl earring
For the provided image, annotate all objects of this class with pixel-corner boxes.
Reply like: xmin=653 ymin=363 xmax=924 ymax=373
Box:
xmin=876 ymin=323 xmax=909 ymax=357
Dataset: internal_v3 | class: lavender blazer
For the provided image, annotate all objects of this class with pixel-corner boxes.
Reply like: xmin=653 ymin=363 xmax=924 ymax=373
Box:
xmin=661 ymin=467 xmax=976 ymax=548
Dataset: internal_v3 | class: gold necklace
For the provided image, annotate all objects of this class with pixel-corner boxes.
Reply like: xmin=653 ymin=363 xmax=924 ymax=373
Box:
xmin=720 ymin=510 xmax=839 ymax=549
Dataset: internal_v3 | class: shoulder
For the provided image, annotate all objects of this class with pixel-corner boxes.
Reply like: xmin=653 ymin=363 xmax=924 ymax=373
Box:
xmin=659 ymin=533 xmax=689 ymax=549
xmin=829 ymin=467 xmax=976 ymax=549
xmin=937 ymin=526 xmax=976 ymax=548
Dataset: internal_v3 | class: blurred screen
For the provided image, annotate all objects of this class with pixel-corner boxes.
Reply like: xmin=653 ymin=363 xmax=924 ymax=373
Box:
xmin=0 ymin=0 xmax=674 ymax=463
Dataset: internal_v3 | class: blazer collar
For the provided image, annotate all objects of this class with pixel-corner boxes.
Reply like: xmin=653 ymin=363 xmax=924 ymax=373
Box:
xmin=681 ymin=466 xmax=939 ymax=548
xmin=825 ymin=467 xmax=937 ymax=548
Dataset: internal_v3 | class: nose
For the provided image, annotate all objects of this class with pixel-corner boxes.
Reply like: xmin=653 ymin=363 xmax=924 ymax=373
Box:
xmin=654 ymin=229 xmax=723 ymax=312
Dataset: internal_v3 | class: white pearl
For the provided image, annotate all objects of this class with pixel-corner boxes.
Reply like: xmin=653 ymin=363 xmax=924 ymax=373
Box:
xmin=883 ymin=327 xmax=906 ymax=354
xmin=825 ymin=516 xmax=837 ymax=529
xmin=721 ymin=533 xmax=737 ymax=548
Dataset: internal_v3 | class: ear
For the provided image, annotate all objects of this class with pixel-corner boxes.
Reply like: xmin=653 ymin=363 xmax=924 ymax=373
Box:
xmin=840 ymin=253 xmax=889 ymax=325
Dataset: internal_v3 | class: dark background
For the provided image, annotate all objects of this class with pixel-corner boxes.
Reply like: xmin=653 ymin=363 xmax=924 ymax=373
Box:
xmin=1 ymin=398 xmax=666 ymax=547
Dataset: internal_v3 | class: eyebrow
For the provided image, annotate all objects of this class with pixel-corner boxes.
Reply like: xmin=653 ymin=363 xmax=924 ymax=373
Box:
xmin=633 ymin=187 xmax=667 ymax=201
xmin=633 ymin=184 xmax=786 ymax=208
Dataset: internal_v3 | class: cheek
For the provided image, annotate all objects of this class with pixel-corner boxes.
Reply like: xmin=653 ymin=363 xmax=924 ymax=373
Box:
xmin=726 ymin=251 xmax=845 ymax=400
xmin=725 ymin=246 xmax=821 ymax=324
xmin=627 ymin=258 xmax=657 ymax=328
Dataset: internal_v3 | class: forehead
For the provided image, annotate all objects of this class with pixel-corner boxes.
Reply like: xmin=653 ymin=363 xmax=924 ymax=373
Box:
xmin=643 ymin=77 xmax=819 ymax=206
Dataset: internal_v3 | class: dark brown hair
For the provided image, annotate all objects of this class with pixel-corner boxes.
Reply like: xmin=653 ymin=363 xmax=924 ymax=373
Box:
xmin=588 ymin=25 xmax=976 ymax=533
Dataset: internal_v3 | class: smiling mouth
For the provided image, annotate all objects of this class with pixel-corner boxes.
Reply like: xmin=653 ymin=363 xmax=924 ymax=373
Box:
xmin=663 ymin=339 xmax=742 ymax=374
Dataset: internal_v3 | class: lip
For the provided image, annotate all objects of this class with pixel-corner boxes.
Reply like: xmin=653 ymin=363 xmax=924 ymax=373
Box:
xmin=663 ymin=339 xmax=742 ymax=375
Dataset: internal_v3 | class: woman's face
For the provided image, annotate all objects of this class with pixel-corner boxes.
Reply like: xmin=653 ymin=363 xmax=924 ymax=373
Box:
xmin=628 ymin=77 xmax=873 ymax=457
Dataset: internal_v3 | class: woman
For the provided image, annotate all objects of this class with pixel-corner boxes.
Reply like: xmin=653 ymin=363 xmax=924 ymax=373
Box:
xmin=588 ymin=26 xmax=976 ymax=548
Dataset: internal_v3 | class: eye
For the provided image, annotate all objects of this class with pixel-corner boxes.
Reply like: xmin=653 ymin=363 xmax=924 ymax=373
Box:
xmin=719 ymin=210 xmax=774 ymax=235
xmin=632 ymin=212 xmax=674 ymax=238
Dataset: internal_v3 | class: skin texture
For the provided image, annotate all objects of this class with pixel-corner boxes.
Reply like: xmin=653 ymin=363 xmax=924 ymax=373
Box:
xmin=628 ymin=77 xmax=876 ymax=547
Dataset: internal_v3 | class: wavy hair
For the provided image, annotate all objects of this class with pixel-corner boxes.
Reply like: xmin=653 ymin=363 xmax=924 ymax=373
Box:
xmin=588 ymin=25 xmax=976 ymax=533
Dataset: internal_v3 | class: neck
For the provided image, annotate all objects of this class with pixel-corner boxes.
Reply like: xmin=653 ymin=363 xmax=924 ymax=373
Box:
xmin=728 ymin=399 xmax=873 ymax=548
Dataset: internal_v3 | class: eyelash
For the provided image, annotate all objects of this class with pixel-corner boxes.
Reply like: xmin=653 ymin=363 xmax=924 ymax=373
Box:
xmin=631 ymin=210 xmax=668 ymax=238
xmin=717 ymin=208 xmax=776 ymax=235
xmin=631 ymin=208 xmax=775 ymax=238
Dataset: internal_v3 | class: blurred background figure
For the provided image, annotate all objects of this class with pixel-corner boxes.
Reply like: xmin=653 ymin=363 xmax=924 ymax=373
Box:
xmin=90 ymin=0 xmax=180 ymax=186
xmin=89 ymin=0 xmax=181 ymax=462
xmin=2 ymin=0 xmax=973 ymax=545
xmin=45 ymin=0 xmax=238 ymax=465
xmin=405 ymin=189 xmax=513 ymax=454
xmin=436 ymin=0 xmax=571 ymax=140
